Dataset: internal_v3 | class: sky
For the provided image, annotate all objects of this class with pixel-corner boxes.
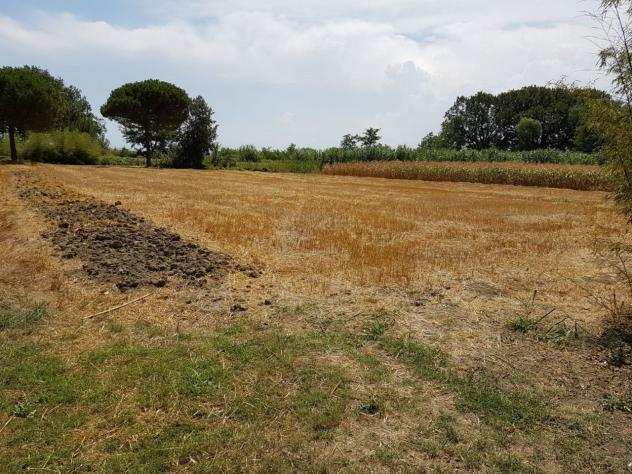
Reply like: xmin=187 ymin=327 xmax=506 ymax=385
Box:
xmin=0 ymin=0 xmax=612 ymax=148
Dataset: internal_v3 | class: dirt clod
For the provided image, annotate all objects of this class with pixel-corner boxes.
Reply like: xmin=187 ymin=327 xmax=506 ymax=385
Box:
xmin=15 ymin=172 xmax=256 ymax=291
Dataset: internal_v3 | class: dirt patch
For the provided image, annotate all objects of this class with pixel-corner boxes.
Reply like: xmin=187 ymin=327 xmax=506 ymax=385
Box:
xmin=462 ymin=280 xmax=504 ymax=298
xmin=14 ymin=171 xmax=258 ymax=291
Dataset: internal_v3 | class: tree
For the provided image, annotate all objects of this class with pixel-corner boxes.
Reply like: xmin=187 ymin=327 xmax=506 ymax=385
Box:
xmin=441 ymin=86 xmax=609 ymax=152
xmin=57 ymin=84 xmax=107 ymax=144
xmin=100 ymin=80 xmax=190 ymax=167
xmin=340 ymin=134 xmax=359 ymax=150
xmin=441 ymin=92 xmax=499 ymax=150
xmin=418 ymin=132 xmax=446 ymax=149
xmin=172 ymin=96 xmax=218 ymax=169
xmin=359 ymin=128 xmax=381 ymax=147
xmin=589 ymin=0 xmax=632 ymax=220
xmin=516 ymin=117 xmax=542 ymax=150
xmin=0 ymin=66 xmax=64 ymax=162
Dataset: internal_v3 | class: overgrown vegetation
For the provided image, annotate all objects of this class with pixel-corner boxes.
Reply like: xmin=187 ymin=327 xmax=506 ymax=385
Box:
xmin=207 ymin=144 xmax=599 ymax=172
xmin=20 ymin=131 xmax=105 ymax=165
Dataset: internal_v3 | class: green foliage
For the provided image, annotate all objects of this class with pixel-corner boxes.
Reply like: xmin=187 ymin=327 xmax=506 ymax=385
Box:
xmin=100 ymin=79 xmax=190 ymax=166
xmin=443 ymin=92 xmax=498 ymax=150
xmin=418 ymin=132 xmax=446 ymax=149
xmin=19 ymin=131 xmax=105 ymax=164
xmin=0 ymin=65 xmax=65 ymax=161
xmin=340 ymin=133 xmax=359 ymax=149
xmin=378 ymin=336 xmax=548 ymax=429
xmin=359 ymin=127 xmax=382 ymax=147
xmin=516 ymin=117 xmax=542 ymax=150
xmin=232 ymin=159 xmax=321 ymax=173
xmin=587 ymin=2 xmax=632 ymax=221
xmin=440 ymin=85 xmax=610 ymax=152
xmin=601 ymin=394 xmax=632 ymax=413
xmin=171 ymin=96 xmax=218 ymax=169
xmin=212 ymin=145 xmax=597 ymax=171
xmin=57 ymin=84 xmax=106 ymax=144
xmin=340 ymin=128 xmax=382 ymax=149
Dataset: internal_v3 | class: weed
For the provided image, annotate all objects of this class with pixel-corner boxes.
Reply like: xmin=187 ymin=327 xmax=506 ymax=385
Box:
xmin=592 ymin=242 xmax=632 ymax=366
xmin=434 ymin=413 xmax=460 ymax=444
xmin=379 ymin=337 xmax=548 ymax=429
xmin=601 ymin=394 xmax=632 ymax=413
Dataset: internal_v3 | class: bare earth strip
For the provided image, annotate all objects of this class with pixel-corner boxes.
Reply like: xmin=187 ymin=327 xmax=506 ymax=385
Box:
xmin=0 ymin=164 xmax=630 ymax=472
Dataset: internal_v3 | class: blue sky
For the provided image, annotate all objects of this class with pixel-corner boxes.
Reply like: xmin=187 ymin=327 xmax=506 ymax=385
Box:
xmin=0 ymin=0 xmax=610 ymax=148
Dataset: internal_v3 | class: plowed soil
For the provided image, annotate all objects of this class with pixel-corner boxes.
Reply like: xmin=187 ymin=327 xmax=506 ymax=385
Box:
xmin=14 ymin=171 xmax=258 ymax=291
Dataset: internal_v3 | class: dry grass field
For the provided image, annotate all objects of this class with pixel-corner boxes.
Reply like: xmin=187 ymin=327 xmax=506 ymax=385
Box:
xmin=1 ymin=164 xmax=631 ymax=472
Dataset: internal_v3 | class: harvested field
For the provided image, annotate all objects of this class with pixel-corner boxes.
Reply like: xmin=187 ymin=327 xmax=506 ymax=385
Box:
xmin=14 ymin=172 xmax=256 ymax=291
xmin=1 ymin=164 xmax=631 ymax=472
xmin=323 ymin=160 xmax=611 ymax=191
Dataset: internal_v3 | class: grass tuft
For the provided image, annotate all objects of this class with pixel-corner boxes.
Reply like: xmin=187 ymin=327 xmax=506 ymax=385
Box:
xmin=0 ymin=302 xmax=46 ymax=331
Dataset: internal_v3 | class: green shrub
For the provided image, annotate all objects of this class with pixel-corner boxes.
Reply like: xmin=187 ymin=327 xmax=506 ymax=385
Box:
xmin=21 ymin=131 xmax=104 ymax=164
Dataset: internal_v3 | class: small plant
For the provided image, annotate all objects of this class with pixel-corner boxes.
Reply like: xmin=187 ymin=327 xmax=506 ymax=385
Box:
xmin=593 ymin=242 xmax=632 ymax=366
xmin=362 ymin=312 xmax=394 ymax=341
xmin=507 ymin=292 xmax=583 ymax=344
xmin=508 ymin=291 xmax=555 ymax=335
xmin=601 ymin=394 xmax=632 ymax=413
xmin=508 ymin=314 xmax=539 ymax=334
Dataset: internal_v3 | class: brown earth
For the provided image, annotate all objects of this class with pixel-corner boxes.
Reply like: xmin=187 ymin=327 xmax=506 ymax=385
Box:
xmin=14 ymin=171 xmax=259 ymax=292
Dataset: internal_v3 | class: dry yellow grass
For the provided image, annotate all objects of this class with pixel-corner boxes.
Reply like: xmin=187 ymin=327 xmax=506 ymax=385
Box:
xmin=323 ymin=160 xmax=610 ymax=191
xmin=27 ymin=164 xmax=622 ymax=288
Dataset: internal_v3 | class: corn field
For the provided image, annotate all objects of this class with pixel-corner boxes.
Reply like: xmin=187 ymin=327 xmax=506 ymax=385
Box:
xmin=323 ymin=161 xmax=612 ymax=191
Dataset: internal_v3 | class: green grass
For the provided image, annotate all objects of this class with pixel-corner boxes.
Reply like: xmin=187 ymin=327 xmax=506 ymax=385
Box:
xmin=0 ymin=303 xmax=45 ymax=331
xmin=0 ymin=302 xmax=627 ymax=471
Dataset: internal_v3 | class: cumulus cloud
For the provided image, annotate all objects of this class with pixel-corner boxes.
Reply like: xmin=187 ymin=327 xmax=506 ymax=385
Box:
xmin=0 ymin=0 xmax=610 ymax=147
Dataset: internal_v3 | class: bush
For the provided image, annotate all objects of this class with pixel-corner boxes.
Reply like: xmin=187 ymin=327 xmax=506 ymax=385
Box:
xmin=20 ymin=131 xmax=104 ymax=164
xmin=593 ymin=243 xmax=632 ymax=366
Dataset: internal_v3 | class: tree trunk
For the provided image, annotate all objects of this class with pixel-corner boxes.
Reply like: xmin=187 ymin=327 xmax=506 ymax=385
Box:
xmin=8 ymin=127 xmax=18 ymax=163
xmin=145 ymin=144 xmax=153 ymax=167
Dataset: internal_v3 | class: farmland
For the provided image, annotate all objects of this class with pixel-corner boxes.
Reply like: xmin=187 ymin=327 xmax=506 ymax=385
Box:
xmin=1 ymin=164 xmax=631 ymax=472
xmin=323 ymin=161 xmax=611 ymax=191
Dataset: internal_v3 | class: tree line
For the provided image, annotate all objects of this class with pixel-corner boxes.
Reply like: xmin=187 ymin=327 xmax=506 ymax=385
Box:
xmin=0 ymin=67 xmax=217 ymax=168
xmin=424 ymin=85 xmax=612 ymax=153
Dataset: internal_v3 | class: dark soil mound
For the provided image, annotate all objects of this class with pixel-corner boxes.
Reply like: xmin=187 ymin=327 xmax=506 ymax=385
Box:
xmin=15 ymin=172 xmax=258 ymax=291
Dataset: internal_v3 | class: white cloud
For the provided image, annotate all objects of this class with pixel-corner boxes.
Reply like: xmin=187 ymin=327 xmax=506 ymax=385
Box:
xmin=0 ymin=0 xmax=611 ymax=147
